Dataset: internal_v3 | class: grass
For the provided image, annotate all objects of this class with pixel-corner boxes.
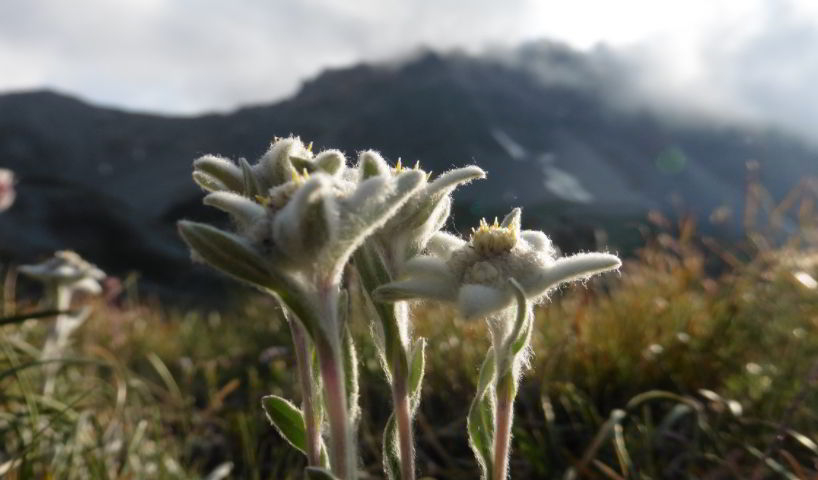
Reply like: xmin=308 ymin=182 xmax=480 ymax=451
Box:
xmin=1 ymin=212 xmax=818 ymax=478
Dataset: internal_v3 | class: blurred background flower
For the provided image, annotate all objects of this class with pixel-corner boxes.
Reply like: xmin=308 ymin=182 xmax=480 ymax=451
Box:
xmin=0 ymin=168 xmax=15 ymax=212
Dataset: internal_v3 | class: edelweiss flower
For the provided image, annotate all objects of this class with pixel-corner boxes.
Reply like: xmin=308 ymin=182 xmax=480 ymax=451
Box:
xmin=179 ymin=138 xmax=426 ymax=336
xmin=19 ymin=250 xmax=106 ymax=295
xmin=191 ymin=136 xmax=346 ymax=196
xmin=356 ymin=151 xmax=485 ymax=268
xmin=20 ymin=251 xmax=107 ymax=395
xmin=374 ymin=208 xmax=621 ymax=319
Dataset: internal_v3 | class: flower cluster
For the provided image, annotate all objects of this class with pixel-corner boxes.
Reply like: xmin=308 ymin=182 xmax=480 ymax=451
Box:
xmin=186 ymin=138 xmax=423 ymax=284
xmin=180 ymin=137 xmax=487 ymax=480
xmin=179 ymin=136 xmax=621 ymax=480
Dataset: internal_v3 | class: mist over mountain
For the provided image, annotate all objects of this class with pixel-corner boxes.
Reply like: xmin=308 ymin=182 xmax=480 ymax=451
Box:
xmin=1 ymin=43 xmax=816 ymax=293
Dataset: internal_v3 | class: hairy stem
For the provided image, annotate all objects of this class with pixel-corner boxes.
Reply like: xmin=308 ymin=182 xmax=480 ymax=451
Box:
xmin=315 ymin=284 xmax=355 ymax=480
xmin=392 ymin=378 xmax=415 ymax=480
xmin=43 ymin=284 xmax=71 ymax=396
xmin=290 ymin=317 xmax=322 ymax=466
xmin=493 ymin=373 xmax=515 ymax=480
xmin=318 ymin=339 xmax=354 ymax=479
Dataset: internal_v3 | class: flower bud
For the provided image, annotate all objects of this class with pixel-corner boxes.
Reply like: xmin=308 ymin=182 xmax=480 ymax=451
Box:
xmin=272 ymin=176 xmax=337 ymax=263
xmin=257 ymin=137 xmax=313 ymax=188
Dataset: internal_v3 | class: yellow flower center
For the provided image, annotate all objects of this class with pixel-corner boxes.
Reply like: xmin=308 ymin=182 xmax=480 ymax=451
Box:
xmin=290 ymin=168 xmax=311 ymax=185
xmin=470 ymin=217 xmax=519 ymax=256
xmin=392 ymin=159 xmax=424 ymax=175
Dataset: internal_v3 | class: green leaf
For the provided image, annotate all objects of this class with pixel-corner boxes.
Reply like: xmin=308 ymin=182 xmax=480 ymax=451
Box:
xmin=382 ymin=412 xmax=402 ymax=480
xmin=468 ymin=348 xmax=496 ymax=480
xmin=261 ymin=395 xmax=308 ymax=454
xmin=304 ymin=467 xmax=339 ymax=480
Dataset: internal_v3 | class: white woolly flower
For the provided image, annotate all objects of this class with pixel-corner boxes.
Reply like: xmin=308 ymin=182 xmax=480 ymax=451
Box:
xmin=19 ymin=251 xmax=106 ymax=395
xmin=19 ymin=250 xmax=106 ymax=295
xmin=191 ymin=136 xmax=344 ymax=196
xmin=355 ymin=151 xmax=486 ymax=267
xmin=374 ymin=208 xmax=621 ymax=319
xmin=179 ymin=139 xmax=427 ymax=339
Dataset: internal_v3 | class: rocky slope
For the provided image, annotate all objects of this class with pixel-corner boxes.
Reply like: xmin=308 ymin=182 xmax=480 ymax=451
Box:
xmin=1 ymin=45 xmax=816 ymax=292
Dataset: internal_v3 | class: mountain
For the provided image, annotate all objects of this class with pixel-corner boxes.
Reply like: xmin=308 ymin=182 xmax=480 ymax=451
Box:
xmin=1 ymin=44 xmax=817 ymax=294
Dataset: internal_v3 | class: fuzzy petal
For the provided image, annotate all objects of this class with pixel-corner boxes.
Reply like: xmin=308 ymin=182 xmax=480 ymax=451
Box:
xmin=257 ymin=137 xmax=311 ymax=187
xmin=314 ymin=149 xmax=346 ymax=175
xmin=394 ymin=166 xmax=485 ymax=235
xmin=523 ymin=252 xmax=621 ymax=297
xmin=193 ymin=155 xmax=243 ymax=192
xmin=520 ymin=230 xmax=556 ymax=257
xmin=272 ymin=176 xmax=335 ymax=261
xmin=408 ymin=196 xmax=452 ymax=256
xmin=341 ymin=171 xmax=426 ymax=240
xmin=330 ymin=171 xmax=425 ymax=274
xmin=289 ymin=155 xmax=315 ymax=173
xmin=239 ymin=157 xmax=263 ymax=197
xmin=178 ymin=220 xmax=276 ymax=288
xmin=500 ymin=207 xmax=521 ymax=230
xmin=203 ymin=191 xmax=266 ymax=225
xmin=192 ymin=171 xmax=229 ymax=193
xmin=19 ymin=251 xmax=104 ymax=284
xmin=71 ymin=277 xmax=103 ymax=294
xmin=426 ymin=166 xmax=486 ymax=197
xmin=457 ymin=284 xmax=512 ymax=319
xmin=373 ymin=277 xmax=458 ymax=303
xmin=403 ymin=255 xmax=455 ymax=280
xmin=357 ymin=150 xmax=390 ymax=180
xmin=426 ymin=231 xmax=467 ymax=260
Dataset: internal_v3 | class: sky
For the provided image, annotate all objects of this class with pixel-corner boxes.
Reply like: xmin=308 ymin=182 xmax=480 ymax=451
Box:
xmin=1 ymin=0 xmax=817 ymax=141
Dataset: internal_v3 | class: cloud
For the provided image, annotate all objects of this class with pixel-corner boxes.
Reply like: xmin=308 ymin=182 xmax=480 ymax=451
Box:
xmin=0 ymin=0 xmax=537 ymax=113
xmin=605 ymin=0 xmax=818 ymax=143
xmin=0 ymin=0 xmax=817 ymax=145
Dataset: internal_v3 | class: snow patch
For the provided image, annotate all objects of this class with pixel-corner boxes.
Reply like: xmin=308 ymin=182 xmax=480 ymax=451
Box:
xmin=491 ymin=129 xmax=527 ymax=161
xmin=538 ymin=153 xmax=594 ymax=203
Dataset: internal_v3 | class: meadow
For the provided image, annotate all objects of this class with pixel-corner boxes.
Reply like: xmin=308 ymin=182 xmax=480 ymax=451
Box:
xmin=2 ymin=159 xmax=818 ymax=480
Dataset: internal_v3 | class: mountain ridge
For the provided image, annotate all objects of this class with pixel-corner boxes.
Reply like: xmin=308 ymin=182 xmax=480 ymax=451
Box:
xmin=1 ymin=47 xmax=816 ymax=293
